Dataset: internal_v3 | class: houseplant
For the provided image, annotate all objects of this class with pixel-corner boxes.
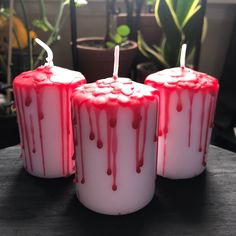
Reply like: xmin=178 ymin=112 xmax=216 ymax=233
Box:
xmin=77 ymin=0 xmax=138 ymax=82
xmin=0 ymin=0 xmax=87 ymax=148
xmin=137 ymin=0 xmax=207 ymax=82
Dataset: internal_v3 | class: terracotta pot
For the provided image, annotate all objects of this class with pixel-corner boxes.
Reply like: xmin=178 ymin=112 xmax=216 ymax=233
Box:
xmin=136 ymin=62 xmax=159 ymax=84
xmin=77 ymin=37 xmax=137 ymax=82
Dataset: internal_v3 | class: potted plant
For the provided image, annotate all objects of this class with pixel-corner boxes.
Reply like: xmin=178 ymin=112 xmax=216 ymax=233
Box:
xmin=0 ymin=0 xmax=87 ymax=148
xmin=137 ymin=0 xmax=207 ymax=82
xmin=77 ymin=0 xmax=138 ymax=82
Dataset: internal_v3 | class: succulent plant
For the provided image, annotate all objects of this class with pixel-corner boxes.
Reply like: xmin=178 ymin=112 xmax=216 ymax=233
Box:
xmin=138 ymin=0 xmax=207 ymax=69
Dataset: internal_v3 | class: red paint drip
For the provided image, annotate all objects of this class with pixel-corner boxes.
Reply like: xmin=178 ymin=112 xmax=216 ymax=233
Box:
xmin=30 ymin=114 xmax=36 ymax=154
xmin=78 ymin=106 xmax=85 ymax=184
xmin=176 ymin=90 xmax=182 ymax=112
xmin=188 ymin=92 xmax=194 ymax=147
xmin=199 ymin=92 xmax=206 ymax=152
xmin=60 ymin=89 xmax=65 ymax=176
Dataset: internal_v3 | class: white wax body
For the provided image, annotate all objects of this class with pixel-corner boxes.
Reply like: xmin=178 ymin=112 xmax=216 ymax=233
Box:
xmin=145 ymin=67 xmax=219 ymax=179
xmin=72 ymin=78 xmax=158 ymax=215
xmin=13 ymin=66 xmax=86 ymax=178
xmin=157 ymin=89 xmax=214 ymax=179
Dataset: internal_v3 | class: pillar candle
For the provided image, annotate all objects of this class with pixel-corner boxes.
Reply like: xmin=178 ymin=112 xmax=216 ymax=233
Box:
xmin=13 ymin=38 xmax=86 ymax=178
xmin=71 ymin=46 xmax=159 ymax=215
xmin=145 ymin=45 xmax=219 ymax=179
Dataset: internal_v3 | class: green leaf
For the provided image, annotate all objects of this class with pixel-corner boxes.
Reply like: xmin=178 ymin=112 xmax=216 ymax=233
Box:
xmin=138 ymin=32 xmax=169 ymax=69
xmin=106 ymin=41 xmax=116 ymax=49
xmin=175 ymin=0 xmax=200 ymax=27
xmin=113 ymin=33 xmax=123 ymax=44
xmin=181 ymin=1 xmax=201 ymax=28
xmin=117 ymin=25 xmax=130 ymax=37
xmin=32 ymin=19 xmax=50 ymax=32
xmin=155 ymin=0 xmax=182 ymax=67
xmin=182 ymin=6 xmax=203 ymax=61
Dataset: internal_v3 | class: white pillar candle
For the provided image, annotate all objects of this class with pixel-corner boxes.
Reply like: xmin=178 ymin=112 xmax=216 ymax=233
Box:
xmin=13 ymin=38 xmax=86 ymax=178
xmin=145 ymin=45 xmax=219 ymax=179
xmin=71 ymin=46 xmax=159 ymax=215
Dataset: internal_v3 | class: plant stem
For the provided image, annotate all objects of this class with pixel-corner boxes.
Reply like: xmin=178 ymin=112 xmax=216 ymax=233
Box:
xmin=34 ymin=0 xmax=66 ymax=67
xmin=19 ymin=0 xmax=33 ymax=70
xmin=39 ymin=0 xmax=53 ymax=31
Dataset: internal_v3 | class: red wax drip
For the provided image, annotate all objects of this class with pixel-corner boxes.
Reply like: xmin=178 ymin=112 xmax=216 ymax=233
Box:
xmin=202 ymin=95 xmax=214 ymax=166
xmin=112 ymin=124 xmax=118 ymax=191
xmin=60 ymin=89 xmax=65 ymax=176
xmin=188 ymin=92 xmax=194 ymax=147
xmin=87 ymin=106 xmax=95 ymax=141
xmin=66 ymin=88 xmax=70 ymax=176
xmin=20 ymin=89 xmax=32 ymax=171
xmin=199 ymin=92 xmax=206 ymax=153
xmin=14 ymin=89 xmax=26 ymax=158
xmin=30 ymin=114 xmax=36 ymax=154
xmin=140 ymin=105 xmax=148 ymax=168
xmin=162 ymin=90 xmax=170 ymax=175
xmin=36 ymin=88 xmax=46 ymax=176
xmin=133 ymin=108 xmax=141 ymax=173
xmin=95 ymin=109 xmax=103 ymax=148
xmin=176 ymin=91 xmax=183 ymax=112
xmin=106 ymin=110 xmax=112 ymax=176
xmin=78 ymin=106 xmax=85 ymax=184
xmin=25 ymin=96 xmax=32 ymax=107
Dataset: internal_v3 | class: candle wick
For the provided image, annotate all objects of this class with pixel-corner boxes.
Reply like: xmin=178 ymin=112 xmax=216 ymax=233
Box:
xmin=113 ymin=45 xmax=119 ymax=80
xmin=180 ymin=44 xmax=187 ymax=68
xmin=35 ymin=38 xmax=54 ymax=67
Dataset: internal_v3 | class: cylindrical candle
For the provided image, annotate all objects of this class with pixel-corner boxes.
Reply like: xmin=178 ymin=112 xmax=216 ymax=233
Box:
xmin=71 ymin=77 xmax=159 ymax=215
xmin=13 ymin=56 xmax=86 ymax=178
xmin=145 ymin=67 xmax=219 ymax=179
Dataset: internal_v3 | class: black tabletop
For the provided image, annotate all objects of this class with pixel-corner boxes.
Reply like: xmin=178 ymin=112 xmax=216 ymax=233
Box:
xmin=0 ymin=145 xmax=235 ymax=236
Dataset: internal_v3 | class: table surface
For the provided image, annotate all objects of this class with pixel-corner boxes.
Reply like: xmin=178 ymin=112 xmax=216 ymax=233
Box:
xmin=0 ymin=145 xmax=235 ymax=236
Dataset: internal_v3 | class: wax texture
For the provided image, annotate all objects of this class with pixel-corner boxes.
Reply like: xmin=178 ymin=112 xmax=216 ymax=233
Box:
xmin=145 ymin=67 xmax=219 ymax=179
xmin=72 ymin=77 xmax=159 ymax=215
xmin=13 ymin=65 xmax=86 ymax=178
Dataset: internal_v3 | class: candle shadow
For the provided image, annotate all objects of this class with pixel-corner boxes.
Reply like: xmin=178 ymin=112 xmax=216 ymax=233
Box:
xmin=56 ymin=171 xmax=209 ymax=236
xmin=1 ymin=167 xmax=74 ymax=221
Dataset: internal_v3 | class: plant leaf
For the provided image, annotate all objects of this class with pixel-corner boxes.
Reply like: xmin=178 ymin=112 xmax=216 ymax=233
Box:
xmin=138 ymin=32 xmax=169 ymax=69
xmin=181 ymin=1 xmax=201 ymax=28
xmin=106 ymin=41 xmax=116 ymax=49
xmin=175 ymin=0 xmax=200 ymax=27
xmin=155 ymin=0 xmax=182 ymax=67
xmin=182 ymin=6 xmax=204 ymax=61
xmin=113 ymin=33 xmax=123 ymax=44
xmin=117 ymin=25 xmax=130 ymax=37
xmin=32 ymin=19 xmax=50 ymax=32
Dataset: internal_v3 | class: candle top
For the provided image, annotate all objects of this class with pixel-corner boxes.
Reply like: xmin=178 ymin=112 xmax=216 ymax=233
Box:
xmin=72 ymin=77 xmax=158 ymax=107
xmin=14 ymin=65 xmax=86 ymax=87
xmin=145 ymin=67 xmax=218 ymax=91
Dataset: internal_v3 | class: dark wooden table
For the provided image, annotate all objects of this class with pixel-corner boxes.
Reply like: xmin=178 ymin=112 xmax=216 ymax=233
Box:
xmin=0 ymin=145 xmax=235 ymax=236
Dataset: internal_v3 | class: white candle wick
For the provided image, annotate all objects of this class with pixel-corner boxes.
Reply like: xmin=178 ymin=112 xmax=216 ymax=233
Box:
xmin=113 ymin=45 xmax=119 ymax=80
xmin=35 ymin=38 xmax=54 ymax=67
xmin=180 ymin=44 xmax=187 ymax=68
